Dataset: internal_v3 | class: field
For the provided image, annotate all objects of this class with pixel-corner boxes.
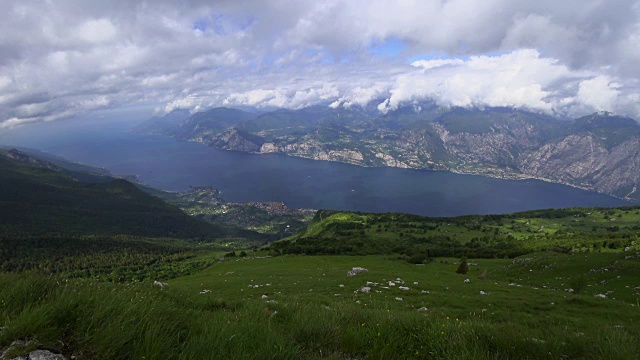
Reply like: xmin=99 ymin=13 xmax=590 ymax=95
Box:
xmin=2 ymin=252 xmax=639 ymax=359
xmin=272 ymin=207 xmax=640 ymax=258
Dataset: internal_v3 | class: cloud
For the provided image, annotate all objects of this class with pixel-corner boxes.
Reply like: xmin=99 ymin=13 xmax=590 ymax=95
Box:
xmin=1 ymin=0 xmax=640 ymax=128
xmin=577 ymin=76 xmax=620 ymax=112
xmin=378 ymin=50 xmax=574 ymax=114
xmin=78 ymin=18 xmax=118 ymax=43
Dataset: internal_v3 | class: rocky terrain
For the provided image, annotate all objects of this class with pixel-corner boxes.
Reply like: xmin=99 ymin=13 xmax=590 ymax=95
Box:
xmin=141 ymin=105 xmax=640 ymax=202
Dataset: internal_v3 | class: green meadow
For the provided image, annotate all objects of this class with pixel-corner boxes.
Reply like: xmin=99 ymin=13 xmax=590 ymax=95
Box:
xmin=2 ymin=252 xmax=639 ymax=359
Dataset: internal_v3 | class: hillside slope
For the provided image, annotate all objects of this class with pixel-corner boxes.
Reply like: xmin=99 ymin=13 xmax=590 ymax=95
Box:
xmin=269 ymin=207 xmax=640 ymax=259
xmin=0 ymin=149 xmax=258 ymax=240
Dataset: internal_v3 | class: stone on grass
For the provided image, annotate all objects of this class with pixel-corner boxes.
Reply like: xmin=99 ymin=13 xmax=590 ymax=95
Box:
xmin=464 ymin=279 xmax=470 ymax=283
xmin=347 ymin=267 xmax=368 ymax=277
xmin=153 ymin=281 xmax=168 ymax=288
xmin=418 ymin=307 xmax=429 ymax=312
xmin=27 ymin=350 xmax=66 ymax=360
xmin=395 ymin=297 xmax=403 ymax=301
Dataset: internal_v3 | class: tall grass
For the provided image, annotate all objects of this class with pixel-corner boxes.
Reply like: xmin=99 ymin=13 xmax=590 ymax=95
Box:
xmin=0 ymin=274 xmax=638 ymax=359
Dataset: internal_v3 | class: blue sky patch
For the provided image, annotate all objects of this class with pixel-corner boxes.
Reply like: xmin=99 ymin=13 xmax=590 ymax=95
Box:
xmin=369 ymin=38 xmax=406 ymax=57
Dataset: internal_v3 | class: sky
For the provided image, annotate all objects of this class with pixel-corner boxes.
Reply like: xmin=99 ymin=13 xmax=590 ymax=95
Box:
xmin=1 ymin=0 xmax=640 ymax=128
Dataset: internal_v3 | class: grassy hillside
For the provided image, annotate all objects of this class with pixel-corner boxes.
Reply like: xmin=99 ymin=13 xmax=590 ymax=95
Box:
xmin=0 ymin=149 xmax=269 ymax=282
xmin=270 ymin=207 xmax=640 ymax=259
xmin=1 ymin=253 xmax=638 ymax=359
xmin=0 ymin=149 xmax=260 ymax=240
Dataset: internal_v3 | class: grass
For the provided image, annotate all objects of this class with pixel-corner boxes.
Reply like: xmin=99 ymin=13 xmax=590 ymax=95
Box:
xmin=272 ymin=207 xmax=640 ymax=258
xmin=1 ymin=252 xmax=639 ymax=359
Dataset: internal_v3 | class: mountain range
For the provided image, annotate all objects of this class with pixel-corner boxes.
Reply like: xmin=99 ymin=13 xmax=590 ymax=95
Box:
xmin=136 ymin=104 xmax=640 ymax=202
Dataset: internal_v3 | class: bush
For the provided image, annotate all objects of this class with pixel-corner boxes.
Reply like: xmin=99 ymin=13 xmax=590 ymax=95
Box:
xmin=456 ymin=259 xmax=469 ymax=275
xmin=569 ymin=275 xmax=588 ymax=294
xmin=406 ymin=253 xmax=427 ymax=264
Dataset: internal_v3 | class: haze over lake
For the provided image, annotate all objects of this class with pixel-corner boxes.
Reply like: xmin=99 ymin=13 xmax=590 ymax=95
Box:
xmin=1 ymin=121 xmax=628 ymax=217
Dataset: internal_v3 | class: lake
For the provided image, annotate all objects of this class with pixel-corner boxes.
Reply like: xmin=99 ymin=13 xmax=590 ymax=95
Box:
xmin=0 ymin=120 xmax=629 ymax=216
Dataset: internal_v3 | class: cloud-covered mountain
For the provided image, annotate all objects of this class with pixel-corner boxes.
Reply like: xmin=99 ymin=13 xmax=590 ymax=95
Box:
xmin=2 ymin=1 xmax=640 ymax=128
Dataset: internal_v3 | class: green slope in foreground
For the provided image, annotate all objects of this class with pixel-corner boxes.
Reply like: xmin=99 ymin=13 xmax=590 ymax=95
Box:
xmin=1 ymin=252 xmax=639 ymax=359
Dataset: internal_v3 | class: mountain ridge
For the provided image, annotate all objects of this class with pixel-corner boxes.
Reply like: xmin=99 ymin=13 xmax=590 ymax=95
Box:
xmin=0 ymin=148 xmax=262 ymax=240
xmin=138 ymin=105 xmax=640 ymax=202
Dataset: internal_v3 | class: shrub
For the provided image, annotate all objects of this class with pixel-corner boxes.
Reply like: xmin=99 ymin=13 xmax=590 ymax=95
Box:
xmin=406 ymin=253 xmax=427 ymax=264
xmin=456 ymin=258 xmax=469 ymax=275
xmin=569 ymin=275 xmax=588 ymax=294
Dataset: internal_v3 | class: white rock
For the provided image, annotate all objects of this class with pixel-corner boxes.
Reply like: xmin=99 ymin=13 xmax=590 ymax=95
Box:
xmin=388 ymin=281 xmax=396 ymax=287
xmin=399 ymin=286 xmax=410 ymax=291
xmin=595 ymin=293 xmax=607 ymax=298
xmin=261 ymin=295 xmax=268 ymax=299
xmin=28 ymin=350 xmax=66 ymax=360
xmin=464 ymin=279 xmax=471 ymax=283
xmin=418 ymin=307 xmax=429 ymax=312
xmin=480 ymin=291 xmax=487 ymax=295
xmin=347 ymin=267 xmax=368 ymax=277
xmin=395 ymin=297 xmax=403 ymax=301
xmin=360 ymin=287 xmax=371 ymax=293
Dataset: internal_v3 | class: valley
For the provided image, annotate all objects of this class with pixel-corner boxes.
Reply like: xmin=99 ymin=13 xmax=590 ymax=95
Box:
xmin=0 ymin=146 xmax=639 ymax=359
xmin=3 ymin=2 xmax=640 ymax=359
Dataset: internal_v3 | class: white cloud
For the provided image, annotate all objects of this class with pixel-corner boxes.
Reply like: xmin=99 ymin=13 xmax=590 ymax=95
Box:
xmin=378 ymin=50 xmax=574 ymax=114
xmin=1 ymin=0 xmax=640 ymax=128
xmin=411 ymin=59 xmax=465 ymax=70
xmin=78 ymin=18 xmax=118 ymax=43
xmin=577 ymin=76 xmax=620 ymax=112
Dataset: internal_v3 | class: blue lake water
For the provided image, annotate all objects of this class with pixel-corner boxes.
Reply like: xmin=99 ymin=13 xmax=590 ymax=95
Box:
xmin=0 ymin=121 xmax=629 ymax=217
